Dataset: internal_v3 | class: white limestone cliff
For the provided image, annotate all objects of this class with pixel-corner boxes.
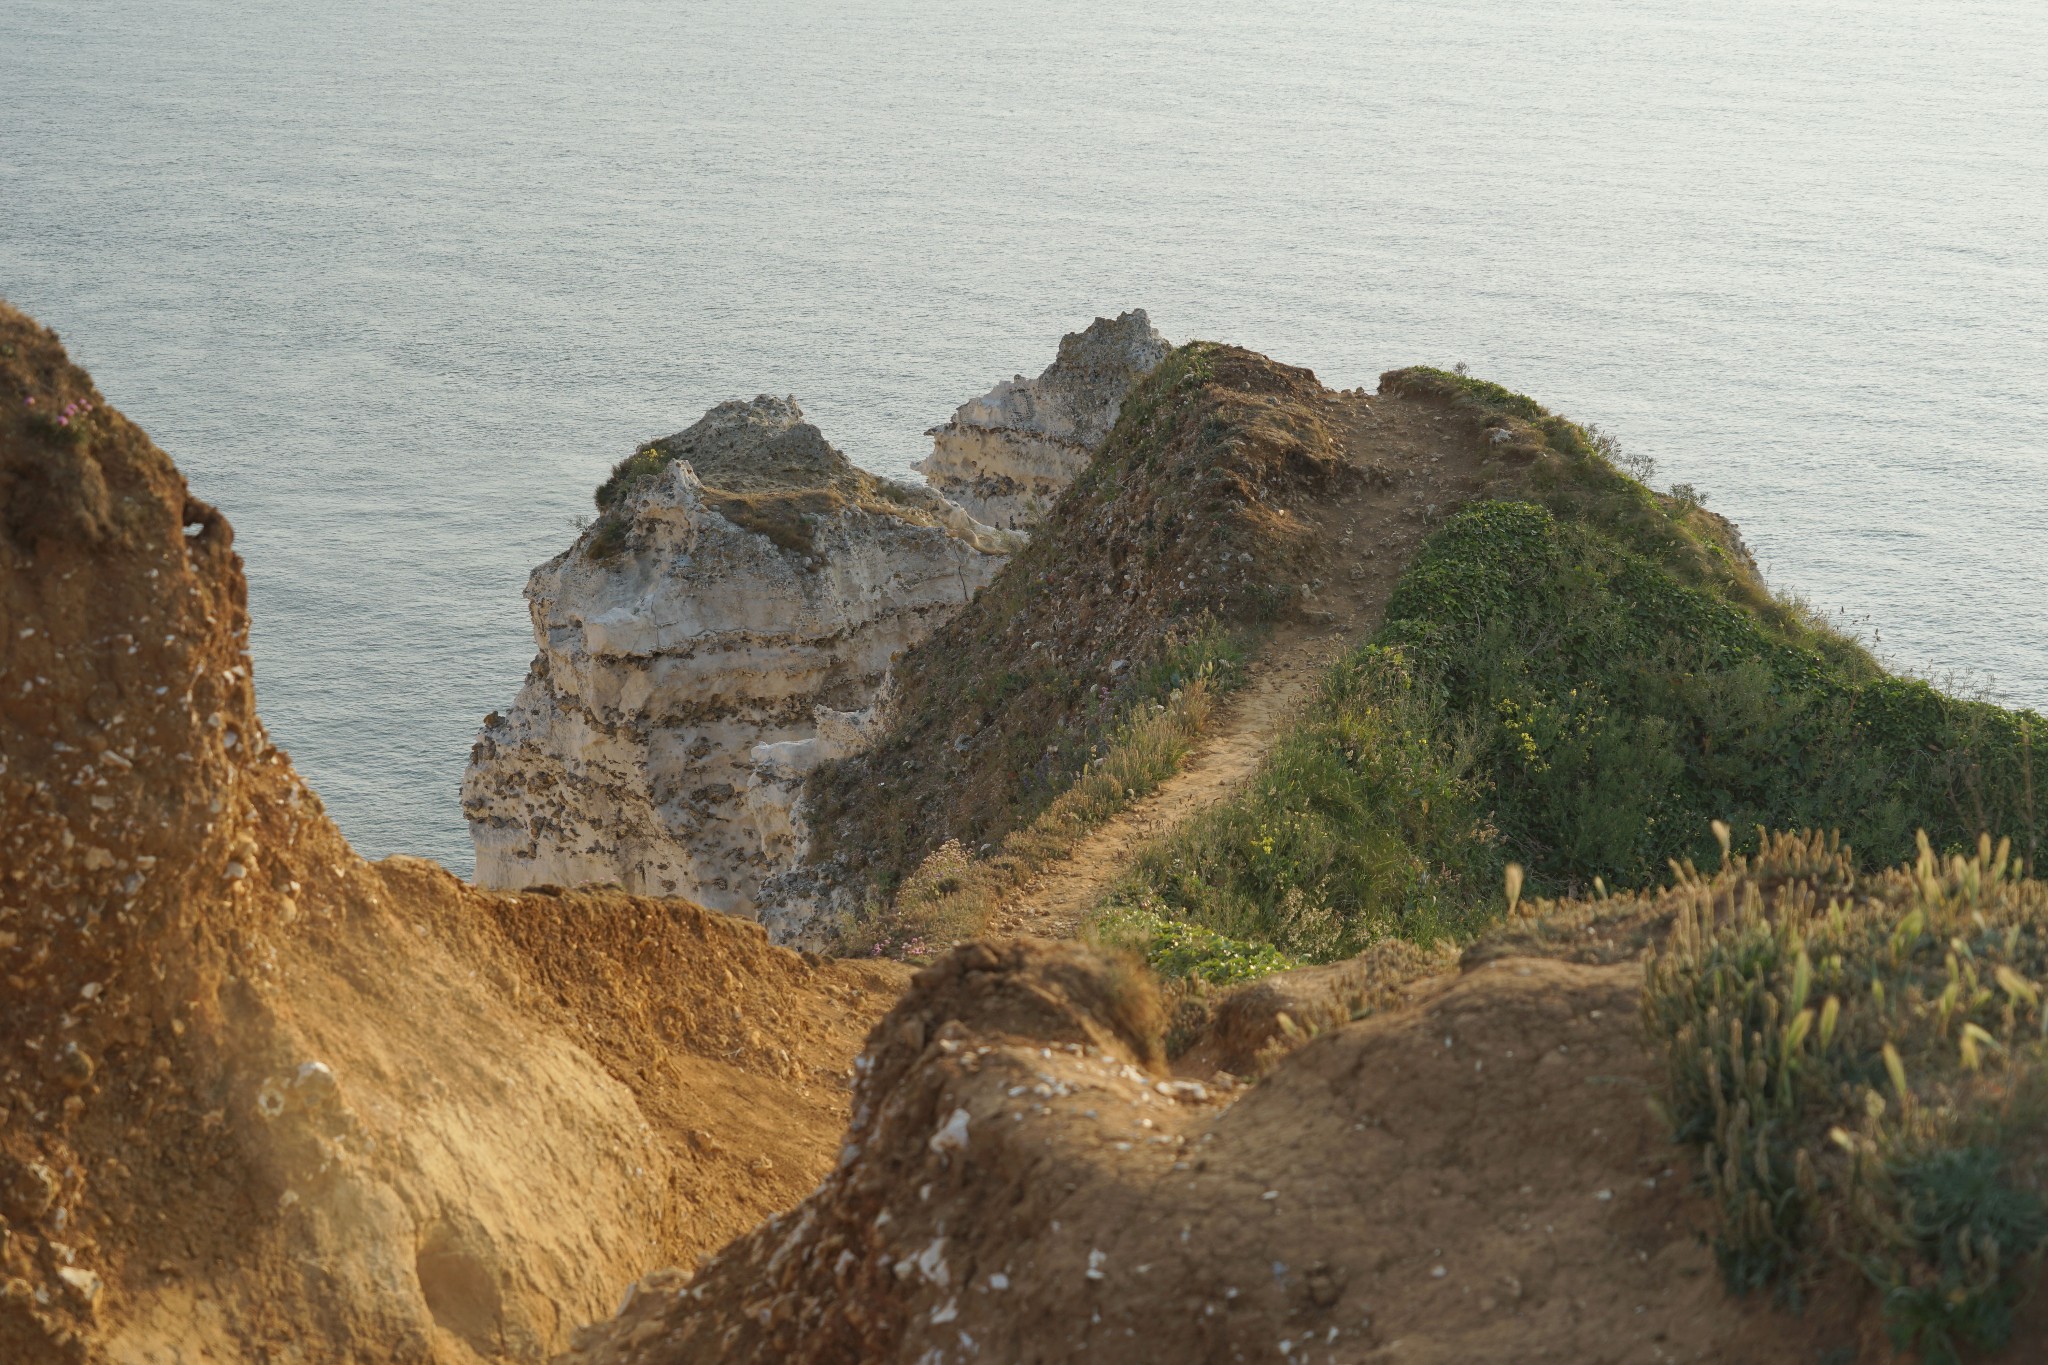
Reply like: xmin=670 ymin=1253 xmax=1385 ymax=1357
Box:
xmin=914 ymin=309 xmax=1171 ymax=530
xmin=464 ymin=316 xmax=1168 ymax=940
xmin=461 ymin=396 xmax=1015 ymax=940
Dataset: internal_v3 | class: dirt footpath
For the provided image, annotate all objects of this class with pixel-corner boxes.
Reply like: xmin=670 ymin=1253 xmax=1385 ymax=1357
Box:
xmin=989 ymin=387 xmax=1503 ymax=941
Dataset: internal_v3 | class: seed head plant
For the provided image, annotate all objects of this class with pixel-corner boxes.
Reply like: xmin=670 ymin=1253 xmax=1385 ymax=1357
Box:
xmin=1643 ymin=829 xmax=2048 ymax=1362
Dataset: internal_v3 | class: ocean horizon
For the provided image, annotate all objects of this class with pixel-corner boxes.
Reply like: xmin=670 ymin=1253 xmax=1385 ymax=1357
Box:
xmin=6 ymin=0 xmax=2044 ymax=876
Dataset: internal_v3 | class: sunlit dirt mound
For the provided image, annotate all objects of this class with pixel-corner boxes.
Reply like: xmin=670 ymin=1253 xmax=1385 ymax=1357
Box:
xmin=565 ymin=921 xmax=2048 ymax=1365
xmin=0 ymin=301 xmax=908 ymax=1364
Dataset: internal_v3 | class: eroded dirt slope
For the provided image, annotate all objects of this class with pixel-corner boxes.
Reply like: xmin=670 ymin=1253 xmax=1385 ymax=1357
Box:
xmin=559 ymin=943 xmax=1726 ymax=1364
xmin=0 ymin=300 xmax=906 ymax=1364
xmin=564 ymin=931 xmax=2048 ymax=1365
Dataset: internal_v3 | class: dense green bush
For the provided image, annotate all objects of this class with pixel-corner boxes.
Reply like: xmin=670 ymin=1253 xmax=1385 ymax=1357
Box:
xmin=1643 ymin=831 xmax=2048 ymax=1363
xmin=1382 ymin=498 xmax=2045 ymax=894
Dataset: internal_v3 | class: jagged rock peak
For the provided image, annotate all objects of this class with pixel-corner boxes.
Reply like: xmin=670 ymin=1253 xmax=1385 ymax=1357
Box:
xmin=915 ymin=309 xmax=1171 ymax=530
xmin=599 ymin=395 xmax=856 ymax=507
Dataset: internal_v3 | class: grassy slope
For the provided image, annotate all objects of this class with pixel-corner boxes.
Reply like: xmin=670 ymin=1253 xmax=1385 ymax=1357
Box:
xmin=807 ymin=342 xmax=1354 ymax=934
xmin=1103 ymin=367 xmax=2047 ymax=981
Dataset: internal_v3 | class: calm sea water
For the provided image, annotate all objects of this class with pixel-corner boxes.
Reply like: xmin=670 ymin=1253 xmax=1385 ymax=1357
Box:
xmin=6 ymin=1 xmax=2045 ymax=876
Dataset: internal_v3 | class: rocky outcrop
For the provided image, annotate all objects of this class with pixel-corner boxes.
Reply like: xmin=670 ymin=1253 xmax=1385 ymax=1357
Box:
xmin=915 ymin=310 xmax=1171 ymax=530
xmin=462 ymin=397 xmax=1015 ymax=939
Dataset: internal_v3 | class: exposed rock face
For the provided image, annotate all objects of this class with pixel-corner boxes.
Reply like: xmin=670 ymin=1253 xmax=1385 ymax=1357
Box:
xmin=915 ymin=310 xmax=1171 ymax=530
xmin=462 ymin=397 xmax=1015 ymax=939
xmin=0 ymin=302 xmax=905 ymax=1364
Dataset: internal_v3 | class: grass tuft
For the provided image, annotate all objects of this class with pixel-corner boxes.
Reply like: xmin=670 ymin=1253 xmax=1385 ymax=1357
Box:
xmin=1643 ymin=830 xmax=2048 ymax=1362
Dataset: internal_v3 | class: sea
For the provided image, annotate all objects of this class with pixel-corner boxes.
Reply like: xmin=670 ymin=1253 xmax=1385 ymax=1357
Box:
xmin=5 ymin=0 xmax=2045 ymax=877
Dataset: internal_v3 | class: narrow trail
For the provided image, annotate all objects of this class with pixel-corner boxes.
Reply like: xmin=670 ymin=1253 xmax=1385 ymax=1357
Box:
xmin=987 ymin=627 xmax=1347 ymax=939
xmin=987 ymin=390 xmax=1498 ymax=940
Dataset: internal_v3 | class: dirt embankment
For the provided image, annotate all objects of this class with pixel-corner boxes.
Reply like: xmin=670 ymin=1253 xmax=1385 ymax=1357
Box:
xmin=563 ymin=939 xmax=1815 ymax=1365
xmin=565 ymin=924 xmax=2048 ymax=1365
xmin=0 ymin=300 xmax=906 ymax=1364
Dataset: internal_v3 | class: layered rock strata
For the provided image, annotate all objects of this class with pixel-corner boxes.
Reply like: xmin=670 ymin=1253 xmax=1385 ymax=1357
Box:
xmin=462 ymin=397 xmax=1015 ymax=939
xmin=914 ymin=309 xmax=1171 ymax=530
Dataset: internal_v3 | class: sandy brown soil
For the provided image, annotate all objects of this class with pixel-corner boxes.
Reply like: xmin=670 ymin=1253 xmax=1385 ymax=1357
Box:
xmin=563 ymin=941 xmax=1900 ymax=1365
xmin=0 ymin=300 xmax=907 ymax=1364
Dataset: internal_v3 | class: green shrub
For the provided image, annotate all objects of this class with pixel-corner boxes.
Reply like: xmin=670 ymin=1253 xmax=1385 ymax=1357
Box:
xmin=1092 ymin=907 xmax=1296 ymax=986
xmin=1643 ymin=830 xmax=2048 ymax=1361
xmin=1380 ymin=499 xmax=2046 ymax=893
xmin=595 ymin=443 xmax=669 ymax=511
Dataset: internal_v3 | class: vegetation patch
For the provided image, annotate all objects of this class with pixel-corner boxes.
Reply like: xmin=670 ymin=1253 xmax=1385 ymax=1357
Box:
xmin=584 ymin=399 xmax=967 ymax=564
xmin=1110 ymin=368 xmax=2043 ymax=981
xmin=1092 ymin=908 xmax=1296 ymax=989
xmin=1378 ymin=497 xmax=2043 ymax=893
xmin=1642 ymin=830 xmax=2048 ymax=1363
